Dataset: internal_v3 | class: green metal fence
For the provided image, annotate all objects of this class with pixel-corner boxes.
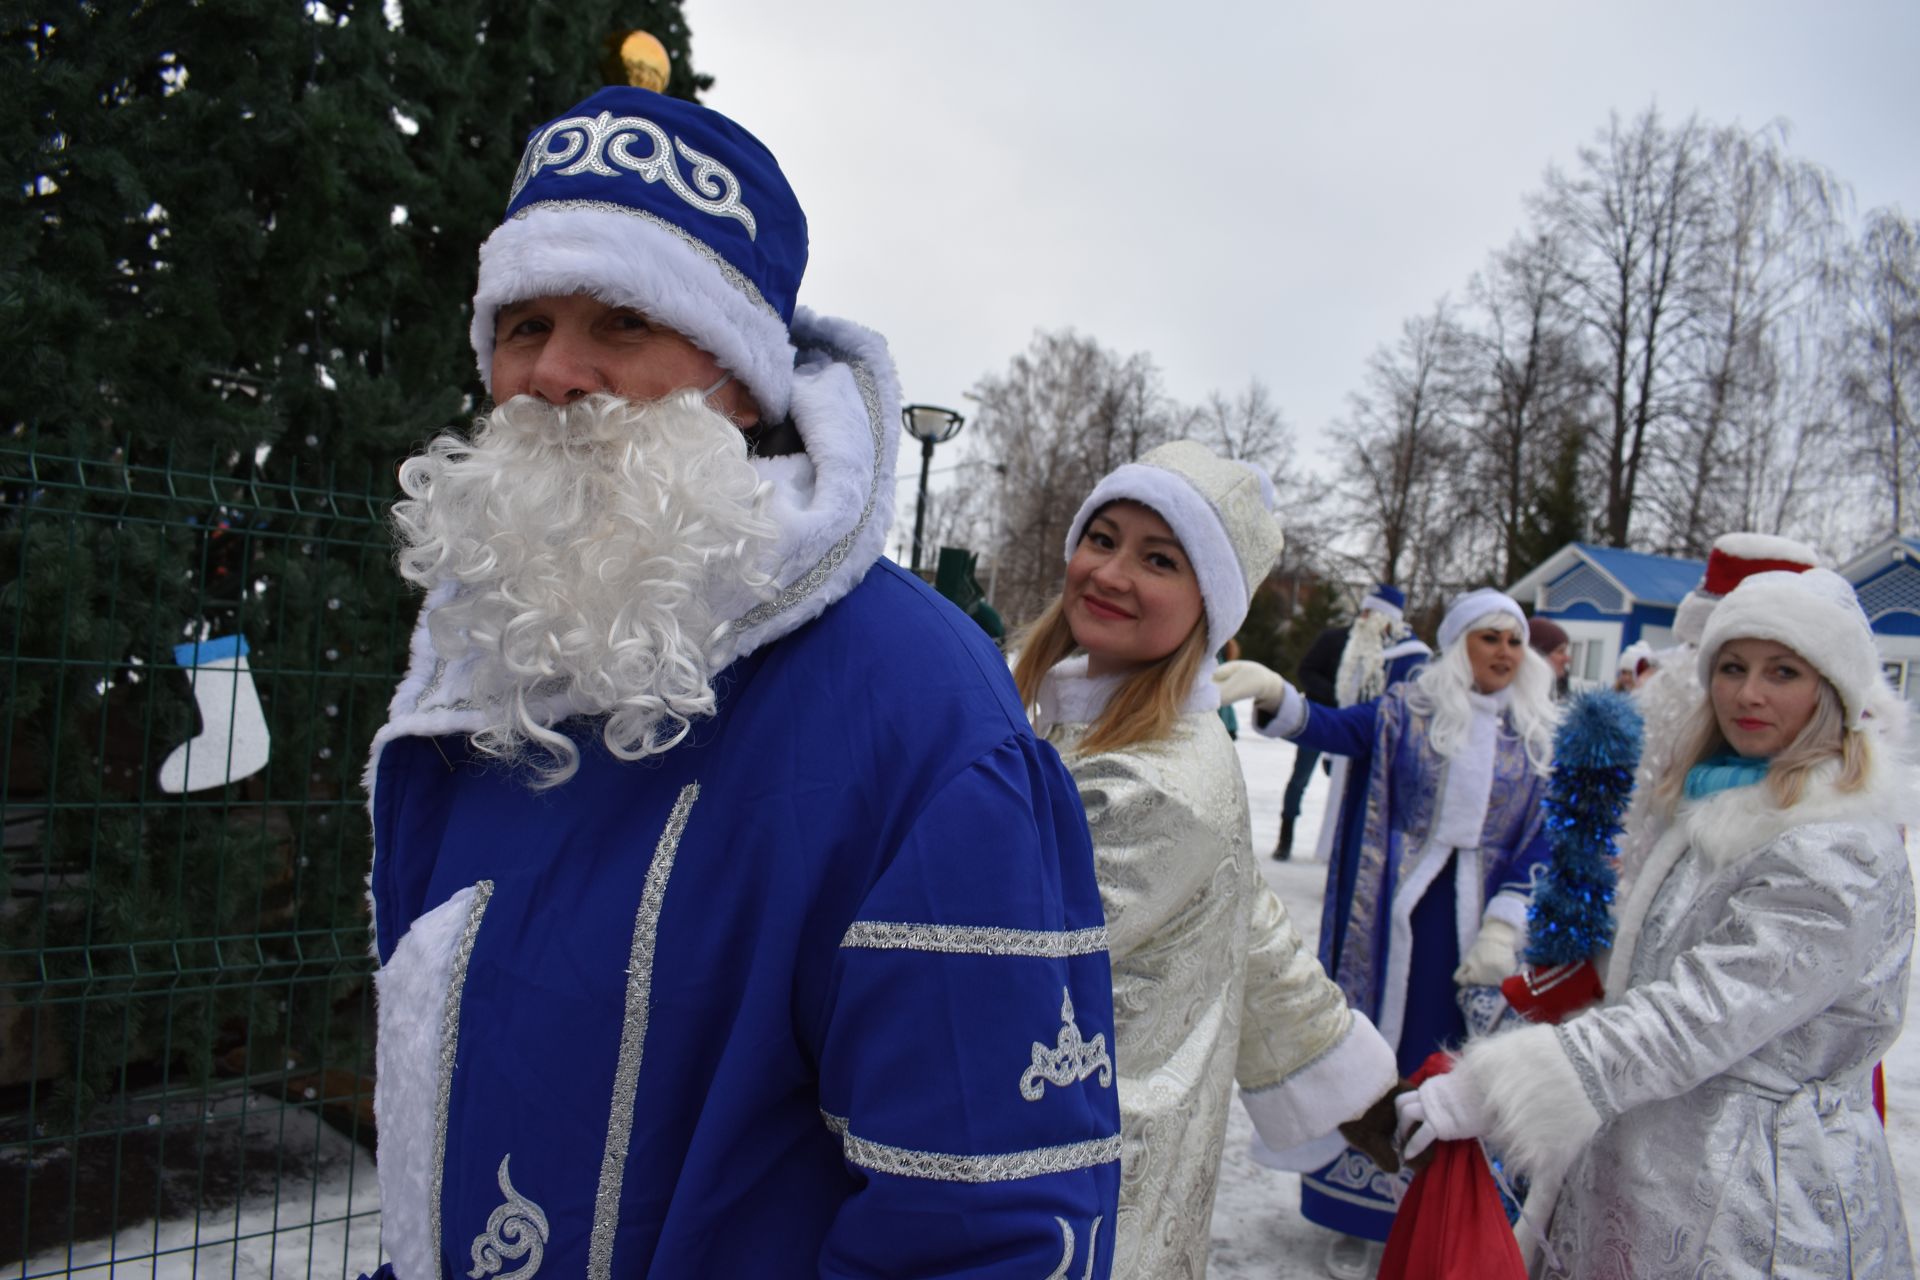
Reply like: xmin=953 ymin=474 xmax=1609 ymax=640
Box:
xmin=2 ymin=439 xmax=410 ymax=1277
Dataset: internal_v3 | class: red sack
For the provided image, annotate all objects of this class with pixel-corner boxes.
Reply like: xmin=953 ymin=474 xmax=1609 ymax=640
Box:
xmin=1376 ymin=1054 xmax=1528 ymax=1280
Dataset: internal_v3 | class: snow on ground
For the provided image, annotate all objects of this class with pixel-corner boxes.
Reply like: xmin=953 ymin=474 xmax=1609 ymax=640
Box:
xmin=22 ymin=706 xmax=1920 ymax=1278
xmin=18 ymin=1109 xmax=382 ymax=1279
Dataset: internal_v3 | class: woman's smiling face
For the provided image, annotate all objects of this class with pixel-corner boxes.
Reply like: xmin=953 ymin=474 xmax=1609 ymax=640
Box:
xmin=1065 ymin=502 xmax=1204 ymax=675
xmin=1709 ymin=637 xmax=1821 ymax=758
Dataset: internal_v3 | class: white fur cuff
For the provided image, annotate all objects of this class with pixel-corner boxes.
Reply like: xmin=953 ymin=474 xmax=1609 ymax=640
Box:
xmin=1483 ymin=890 xmax=1531 ymax=943
xmin=1239 ymin=1011 xmax=1398 ymax=1154
xmin=1258 ymin=683 xmax=1309 ymax=739
xmin=1457 ymin=1021 xmax=1602 ymax=1179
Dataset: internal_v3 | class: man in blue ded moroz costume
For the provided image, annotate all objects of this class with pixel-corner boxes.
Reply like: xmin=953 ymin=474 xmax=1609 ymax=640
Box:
xmin=362 ymin=86 xmax=1120 ymax=1278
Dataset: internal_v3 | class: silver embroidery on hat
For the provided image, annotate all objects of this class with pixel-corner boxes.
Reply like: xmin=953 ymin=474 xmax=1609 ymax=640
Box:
xmin=467 ymin=1153 xmax=548 ymax=1279
xmin=1019 ymin=988 xmax=1113 ymax=1102
xmin=510 ymin=111 xmax=758 ymax=240
xmin=1045 ymin=1216 xmax=1103 ymax=1280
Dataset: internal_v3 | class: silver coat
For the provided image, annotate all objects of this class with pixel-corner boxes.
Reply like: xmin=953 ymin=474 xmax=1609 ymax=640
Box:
xmin=1541 ymin=764 xmax=1917 ymax=1279
xmin=1042 ymin=671 xmax=1366 ymax=1279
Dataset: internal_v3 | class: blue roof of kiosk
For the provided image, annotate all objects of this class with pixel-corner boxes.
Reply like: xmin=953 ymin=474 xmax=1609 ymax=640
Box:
xmin=1564 ymin=543 xmax=1705 ymax=607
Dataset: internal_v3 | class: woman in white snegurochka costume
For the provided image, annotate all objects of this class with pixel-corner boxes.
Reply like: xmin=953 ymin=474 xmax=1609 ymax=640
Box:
xmin=1013 ymin=441 xmax=1399 ymax=1279
xmin=1398 ymin=567 xmax=1917 ymax=1278
xmin=1213 ymin=587 xmax=1560 ymax=1274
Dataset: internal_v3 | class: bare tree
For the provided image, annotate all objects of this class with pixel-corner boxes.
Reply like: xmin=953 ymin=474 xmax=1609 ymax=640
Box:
xmin=1840 ymin=208 xmax=1920 ymax=541
xmin=964 ymin=329 xmax=1183 ymax=627
xmin=1533 ymin=108 xmax=1717 ymax=546
xmin=1190 ymin=380 xmax=1290 ymax=469
xmin=1646 ymin=122 xmax=1849 ymax=552
xmin=1335 ymin=301 xmax=1473 ymax=605
xmin=1464 ymin=232 xmax=1597 ymax=581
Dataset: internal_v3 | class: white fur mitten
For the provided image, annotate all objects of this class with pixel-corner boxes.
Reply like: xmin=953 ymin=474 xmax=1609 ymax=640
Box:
xmin=1454 ymin=918 xmax=1519 ymax=986
xmin=1394 ymin=1065 xmax=1492 ymax=1162
xmin=1212 ymin=660 xmax=1291 ymax=713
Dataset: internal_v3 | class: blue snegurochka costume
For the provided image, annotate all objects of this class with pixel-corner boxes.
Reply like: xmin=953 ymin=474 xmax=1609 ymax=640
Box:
xmin=362 ymin=88 xmax=1120 ymax=1278
xmin=1261 ymin=655 xmax=1551 ymax=1241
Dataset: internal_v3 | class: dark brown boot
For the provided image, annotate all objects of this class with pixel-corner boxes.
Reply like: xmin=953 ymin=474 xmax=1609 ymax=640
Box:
xmin=1272 ymin=815 xmax=1294 ymax=861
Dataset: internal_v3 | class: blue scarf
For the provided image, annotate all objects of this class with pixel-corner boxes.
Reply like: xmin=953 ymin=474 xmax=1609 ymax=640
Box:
xmin=1684 ymin=752 xmax=1770 ymax=800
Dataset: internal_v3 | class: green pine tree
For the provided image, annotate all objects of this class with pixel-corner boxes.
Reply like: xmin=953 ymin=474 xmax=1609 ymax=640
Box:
xmin=1 ymin=0 xmax=706 ymax=1133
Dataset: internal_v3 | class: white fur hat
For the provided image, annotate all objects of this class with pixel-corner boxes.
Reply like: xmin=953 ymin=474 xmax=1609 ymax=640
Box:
xmin=1697 ymin=568 xmax=1884 ymax=726
xmin=1437 ymin=588 xmax=1529 ymax=654
xmin=1063 ymin=440 xmax=1284 ymax=654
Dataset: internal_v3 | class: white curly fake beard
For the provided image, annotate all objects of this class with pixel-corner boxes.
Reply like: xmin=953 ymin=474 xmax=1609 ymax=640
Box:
xmin=391 ymin=391 xmax=780 ymax=786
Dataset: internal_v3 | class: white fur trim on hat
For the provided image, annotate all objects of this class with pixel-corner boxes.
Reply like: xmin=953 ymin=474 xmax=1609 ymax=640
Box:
xmin=1696 ymin=568 xmax=1882 ymax=726
xmin=1063 ymin=442 xmax=1283 ymax=654
xmin=1672 ymin=590 xmax=1716 ymax=646
xmin=1710 ymin=532 xmax=1820 ymax=565
xmin=471 ymin=204 xmax=798 ymax=423
xmin=1359 ymin=593 xmax=1405 ymax=622
xmin=1438 ymin=588 xmax=1529 ymax=654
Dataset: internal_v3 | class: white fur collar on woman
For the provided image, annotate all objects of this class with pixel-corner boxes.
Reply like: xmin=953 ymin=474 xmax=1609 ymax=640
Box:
xmin=1608 ymin=745 xmax=1920 ymax=994
xmin=1033 ymin=654 xmax=1220 ymax=737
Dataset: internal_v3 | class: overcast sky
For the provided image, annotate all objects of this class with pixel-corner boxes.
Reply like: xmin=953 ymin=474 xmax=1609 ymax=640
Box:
xmin=692 ymin=1 xmax=1920 ymax=508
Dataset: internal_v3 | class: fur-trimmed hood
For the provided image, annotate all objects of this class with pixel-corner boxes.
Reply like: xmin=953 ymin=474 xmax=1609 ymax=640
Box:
xmin=1610 ymin=742 xmax=1919 ymax=994
xmin=362 ymin=308 xmax=901 ymax=796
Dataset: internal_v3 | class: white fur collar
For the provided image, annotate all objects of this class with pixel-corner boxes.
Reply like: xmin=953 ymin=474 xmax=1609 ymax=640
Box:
xmin=1033 ymin=654 xmax=1220 ymax=736
xmin=1609 ymin=748 xmax=1919 ymax=993
xmin=362 ymin=308 xmax=900 ymax=797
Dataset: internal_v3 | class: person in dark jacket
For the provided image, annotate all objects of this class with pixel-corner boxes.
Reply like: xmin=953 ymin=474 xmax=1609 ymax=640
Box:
xmin=1272 ymin=624 xmax=1346 ymax=858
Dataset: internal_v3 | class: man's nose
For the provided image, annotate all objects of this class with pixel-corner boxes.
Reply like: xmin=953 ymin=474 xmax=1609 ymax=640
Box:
xmin=525 ymin=329 xmax=605 ymax=405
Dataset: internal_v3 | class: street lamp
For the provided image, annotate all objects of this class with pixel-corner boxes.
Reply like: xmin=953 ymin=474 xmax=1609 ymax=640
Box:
xmin=902 ymin=403 xmax=965 ymax=574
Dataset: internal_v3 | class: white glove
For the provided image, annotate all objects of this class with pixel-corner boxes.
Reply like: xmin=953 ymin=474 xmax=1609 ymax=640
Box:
xmin=1394 ymin=1066 xmax=1492 ymax=1163
xmin=1454 ymin=918 xmax=1520 ymax=986
xmin=1212 ymin=660 xmax=1291 ymax=712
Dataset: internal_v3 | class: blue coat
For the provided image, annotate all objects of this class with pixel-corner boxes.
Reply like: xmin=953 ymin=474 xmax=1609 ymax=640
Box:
xmin=368 ymin=564 xmax=1121 ymax=1277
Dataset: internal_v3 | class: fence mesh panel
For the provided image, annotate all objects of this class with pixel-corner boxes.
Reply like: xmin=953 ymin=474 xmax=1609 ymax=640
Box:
xmin=3 ymin=439 xmax=408 ymax=1277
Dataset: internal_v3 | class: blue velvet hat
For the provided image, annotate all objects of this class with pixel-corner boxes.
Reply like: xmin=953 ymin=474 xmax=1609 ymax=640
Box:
xmin=1359 ymin=583 xmax=1405 ymax=620
xmin=470 ymin=87 xmax=809 ymax=421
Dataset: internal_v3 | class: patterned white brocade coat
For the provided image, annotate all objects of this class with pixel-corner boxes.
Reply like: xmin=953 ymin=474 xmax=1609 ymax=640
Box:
xmin=1461 ymin=751 xmax=1919 ymax=1279
xmin=1038 ymin=659 xmax=1397 ymax=1280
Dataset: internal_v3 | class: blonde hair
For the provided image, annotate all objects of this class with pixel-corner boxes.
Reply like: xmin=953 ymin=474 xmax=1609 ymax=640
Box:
xmin=1405 ymin=611 xmax=1559 ymax=774
xmin=1012 ymin=597 xmax=1213 ymax=756
xmin=1653 ymin=669 xmax=1872 ymax=814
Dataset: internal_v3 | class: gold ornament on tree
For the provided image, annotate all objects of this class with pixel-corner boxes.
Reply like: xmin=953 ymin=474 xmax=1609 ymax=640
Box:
xmin=601 ymin=30 xmax=671 ymax=92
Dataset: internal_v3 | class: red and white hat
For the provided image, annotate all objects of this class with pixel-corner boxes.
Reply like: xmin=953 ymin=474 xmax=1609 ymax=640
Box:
xmin=1673 ymin=533 xmax=1819 ymax=645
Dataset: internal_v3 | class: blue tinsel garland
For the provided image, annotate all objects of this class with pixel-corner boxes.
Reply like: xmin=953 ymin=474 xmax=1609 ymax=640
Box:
xmin=1524 ymin=689 xmax=1645 ymax=967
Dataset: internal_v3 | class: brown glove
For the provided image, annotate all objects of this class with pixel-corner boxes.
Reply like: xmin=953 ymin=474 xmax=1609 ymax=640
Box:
xmin=1338 ymin=1080 xmax=1414 ymax=1174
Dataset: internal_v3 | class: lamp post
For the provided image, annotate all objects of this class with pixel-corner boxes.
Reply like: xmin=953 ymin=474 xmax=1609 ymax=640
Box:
xmin=902 ymin=404 xmax=965 ymax=574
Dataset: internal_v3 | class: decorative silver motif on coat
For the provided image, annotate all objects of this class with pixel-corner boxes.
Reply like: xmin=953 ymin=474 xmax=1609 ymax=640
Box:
xmin=587 ymin=782 xmax=701 ymax=1280
xmin=840 ymin=920 xmax=1109 ymax=957
xmin=509 ymin=111 xmax=758 ymax=240
xmin=467 ymin=1154 xmax=548 ymax=1279
xmin=1044 ymin=1215 xmax=1103 ymax=1280
xmin=818 ymin=1110 xmax=1121 ymax=1183
xmin=428 ymin=880 xmax=495 ymax=1279
xmin=1020 ymin=988 xmax=1113 ymax=1101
